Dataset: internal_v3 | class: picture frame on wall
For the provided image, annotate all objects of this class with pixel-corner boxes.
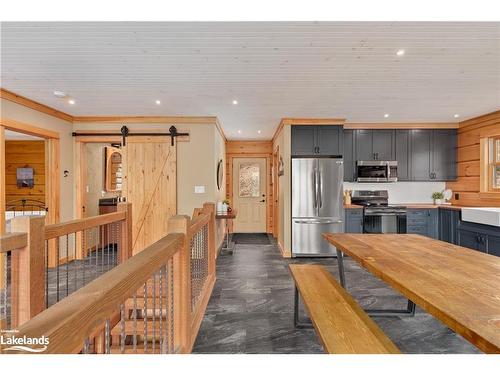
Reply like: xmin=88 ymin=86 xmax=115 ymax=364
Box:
xmin=16 ymin=167 xmax=35 ymax=188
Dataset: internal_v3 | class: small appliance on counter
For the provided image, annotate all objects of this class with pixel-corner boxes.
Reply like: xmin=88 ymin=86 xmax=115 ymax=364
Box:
xmin=351 ymin=190 xmax=407 ymax=234
xmin=356 ymin=161 xmax=398 ymax=182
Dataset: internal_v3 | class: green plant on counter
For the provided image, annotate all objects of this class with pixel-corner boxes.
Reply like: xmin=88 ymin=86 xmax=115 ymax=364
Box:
xmin=223 ymin=198 xmax=231 ymax=206
xmin=431 ymin=191 xmax=444 ymax=200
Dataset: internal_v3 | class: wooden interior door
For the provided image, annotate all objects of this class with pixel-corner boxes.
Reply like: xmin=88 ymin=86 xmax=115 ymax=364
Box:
xmin=273 ymin=147 xmax=279 ymax=238
xmin=122 ymin=136 xmax=176 ymax=254
xmin=232 ymin=157 xmax=267 ymax=233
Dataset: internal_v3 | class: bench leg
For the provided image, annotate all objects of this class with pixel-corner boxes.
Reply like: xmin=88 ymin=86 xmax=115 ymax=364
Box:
xmin=336 ymin=250 xmax=416 ymax=318
xmin=293 ymin=286 xmax=313 ymax=329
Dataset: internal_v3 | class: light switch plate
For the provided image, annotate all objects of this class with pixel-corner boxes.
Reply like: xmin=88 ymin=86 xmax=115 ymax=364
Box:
xmin=194 ymin=185 xmax=206 ymax=194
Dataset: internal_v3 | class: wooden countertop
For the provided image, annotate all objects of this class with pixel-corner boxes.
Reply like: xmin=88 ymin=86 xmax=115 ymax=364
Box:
xmin=344 ymin=204 xmax=363 ymax=209
xmin=343 ymin=203 xmax=466 ymax=210
xmin=323 ymin=233 xmax=500 ymax=353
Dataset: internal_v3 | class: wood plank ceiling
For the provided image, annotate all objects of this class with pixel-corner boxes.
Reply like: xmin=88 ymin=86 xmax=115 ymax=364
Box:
xmin=1 ymin=22 xmax=499 ymax=140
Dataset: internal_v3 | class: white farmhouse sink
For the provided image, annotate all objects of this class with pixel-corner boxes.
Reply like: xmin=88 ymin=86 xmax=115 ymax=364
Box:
xmin=461 ymin=207 xmax=500 ymax=227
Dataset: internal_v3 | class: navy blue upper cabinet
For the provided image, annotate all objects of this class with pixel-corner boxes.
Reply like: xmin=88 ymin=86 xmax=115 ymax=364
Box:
xmin=316 ymin=126 xmax=342 ymax=156
xmin=432 ymin=129 xmax=457 ymax=181
xmin=395 ymin=130 xmax=410 ymax=181
xmin=354 ymin=129 xmax=395 ymax=161
xmin=409 ymin=129 xmax=432 ymax=180
xmin=291 ymin=126 xmax=316 ymax=155
xmin=343 ymin=129 xmax=356 ymax=182
xmin=409 ymin=129 xmax=457 ymax=181
xmin=291 ymin=125 xmax=342 ymax=156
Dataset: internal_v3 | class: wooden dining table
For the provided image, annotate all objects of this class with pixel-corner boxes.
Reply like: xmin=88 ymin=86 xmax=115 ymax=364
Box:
xmin=322 ymin=233 xmax=500 ymax=354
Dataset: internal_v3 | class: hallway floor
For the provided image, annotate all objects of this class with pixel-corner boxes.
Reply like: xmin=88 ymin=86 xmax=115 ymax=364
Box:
xmin=192 ymin=235 xmax=479 ymax=354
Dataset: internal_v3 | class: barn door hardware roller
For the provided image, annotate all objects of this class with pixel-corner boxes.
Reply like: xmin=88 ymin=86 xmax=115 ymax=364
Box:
xmin=72 ymin=125 xmax=188 ymax=146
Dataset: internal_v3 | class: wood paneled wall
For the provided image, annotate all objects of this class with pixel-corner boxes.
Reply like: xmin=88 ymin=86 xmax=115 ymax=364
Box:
xmin=226 ymin=141 xmax=273 ymax=233
xmin=5 ymin=140 xmax=45 ymax=206
xmin=447 ymin=110 xmax=500 ymax=206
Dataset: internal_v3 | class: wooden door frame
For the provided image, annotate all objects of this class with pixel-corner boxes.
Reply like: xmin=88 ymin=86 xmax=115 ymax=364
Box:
xmin=0 ymin=118 xmax=60 ymax=232
xmin=74 ymin=136 xmax=121 ymax=222
xmin=272 ymin=145 xmax=280 ymax=239
xmin=227 ymin=154 xmax=272 ymax=233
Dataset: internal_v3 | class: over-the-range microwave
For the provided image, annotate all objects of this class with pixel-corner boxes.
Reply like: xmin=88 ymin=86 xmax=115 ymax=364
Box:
xmin=356 ymin=160 xmax=398 ymax=182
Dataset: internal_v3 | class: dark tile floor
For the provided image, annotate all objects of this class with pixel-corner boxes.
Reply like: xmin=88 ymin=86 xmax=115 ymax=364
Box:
xmin=192 ymin=235 xmax=480 ymax=354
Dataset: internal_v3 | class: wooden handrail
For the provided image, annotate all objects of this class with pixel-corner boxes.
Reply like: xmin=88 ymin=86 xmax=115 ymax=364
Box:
xmin=187 ymin=213 xmax=210 ymax=238
xmin=44 ymin=211 xmax=126 ymax=240
xmin=10 ymin=233 xmax=184 ymax=354
xmin=0 ymin=232 xmax=27 ymax=253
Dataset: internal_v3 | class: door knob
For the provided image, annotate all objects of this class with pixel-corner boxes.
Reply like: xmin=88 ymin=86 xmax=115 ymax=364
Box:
xmin=260 ymin=200 xmax=266 ymax=203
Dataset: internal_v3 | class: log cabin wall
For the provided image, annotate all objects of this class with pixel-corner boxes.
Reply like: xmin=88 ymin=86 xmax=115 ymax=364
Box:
xmin=226 ymin=141 xmax=274 ymax=233
xmin=5 ymin=140 xmax=45 ymax=206
xmin=447 ymin=110 xmax=500 ymax=206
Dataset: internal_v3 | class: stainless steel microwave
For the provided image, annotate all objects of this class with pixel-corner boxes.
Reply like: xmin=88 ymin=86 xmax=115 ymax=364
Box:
xmin=356 ymin=161 xmax=398 ymax=182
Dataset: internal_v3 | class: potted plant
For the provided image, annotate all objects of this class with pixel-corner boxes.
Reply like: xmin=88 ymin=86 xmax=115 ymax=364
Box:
xmin=432 ymin=191 xmax=445 ymax=205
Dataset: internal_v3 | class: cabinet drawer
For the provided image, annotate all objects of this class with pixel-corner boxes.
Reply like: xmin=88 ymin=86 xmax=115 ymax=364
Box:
xmin=407 ymin=226 xmax=428 ymax=235
xmin=407 ymin=218 xmax=427 ymax=226
xmin=407 ymin=210 xmax=428 ymax=218
xmin=346 ymin=209 xmax=363 ymax=217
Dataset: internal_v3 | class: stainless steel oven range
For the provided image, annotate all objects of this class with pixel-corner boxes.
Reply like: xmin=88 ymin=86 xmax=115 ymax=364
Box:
xmin=351 ymin=190 xmax=407 ymax=234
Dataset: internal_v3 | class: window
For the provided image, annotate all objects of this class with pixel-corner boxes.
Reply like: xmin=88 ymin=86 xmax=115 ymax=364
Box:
xmin=239 ymin=163 xmax=260 ymax=197
xmin=488 ymin=137 xmax=500 ymax=190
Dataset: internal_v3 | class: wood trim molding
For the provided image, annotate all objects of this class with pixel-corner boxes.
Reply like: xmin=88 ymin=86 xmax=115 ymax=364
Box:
xmin=344 ymin=123 xmax=458 ymax=129
xmin=459 ymin=110 xmax=500 ymax=129
xmin=1 ymin=88 xmax=73 ymax=122
xmin=0 ymin=117 xmax=60 ymax=139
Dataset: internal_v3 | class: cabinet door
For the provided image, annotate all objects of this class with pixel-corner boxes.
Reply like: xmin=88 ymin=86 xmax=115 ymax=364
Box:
xmin=345 ymin=209 xmax=363 ymax=233
xmin=410 ymin=129 xmax=432 ymax=180
xmin=427 ymin=209 xmax=438 ymax=239
xmin=458 ymin=229 xmax=486 ymax=252
xmin=354 ymin=129 xmax=374 ymax=161
xmin=486 ymin=234 xmax=500 ymax=256
xmin=432 ymin=129 xmax=457 ymax=181
xmin=291 ymin=126 xmax=316 ymax=155
xmin=372 ymin=130 xmax=394 ymax=160
xmin=343 ymin=129 xmax=355 ymax=182
xmin=317 ymin=126 xmax=342 ymax=155
xmin=395 ymin=130 xmax=409 ymax=180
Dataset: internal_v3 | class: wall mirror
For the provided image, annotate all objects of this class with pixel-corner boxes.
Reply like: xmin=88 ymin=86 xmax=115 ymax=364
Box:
xmin=105 ymin=146 xmax=123 ymax=192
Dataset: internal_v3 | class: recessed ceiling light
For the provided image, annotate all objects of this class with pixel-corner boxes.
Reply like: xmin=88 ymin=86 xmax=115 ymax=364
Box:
xmin=454 ymin=114 xmax=460 ymax=118
xmin=53 ymin=91 xmax=67 ymax=98
xmin=257 ymin=130 xmax=262 ymax=134
xmin=396 ymin=49 xmax=405 ymax=56
xmin=155 ymin=100 xmax=161 ymax=105
xmin=68 ymin=99 xmax=75 ymax=105
xmin=232 ymin=100 xmax=238 ymax=105
xmin=384 ymin=114 xmax=390 ymax=118
xmin=237 ymin=130 xmax=242 ymax=134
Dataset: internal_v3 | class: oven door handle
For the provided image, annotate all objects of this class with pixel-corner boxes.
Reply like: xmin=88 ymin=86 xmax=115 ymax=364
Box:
xmin=293 ymin=219 xmax=343 ymax=224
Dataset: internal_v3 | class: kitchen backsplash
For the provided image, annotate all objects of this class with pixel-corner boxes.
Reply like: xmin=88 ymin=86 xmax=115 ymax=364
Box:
xmin=343 ymin=182 xmax=447 ymax=204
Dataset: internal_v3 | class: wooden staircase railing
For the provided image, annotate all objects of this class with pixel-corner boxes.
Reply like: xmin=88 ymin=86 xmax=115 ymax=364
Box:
xmin=0 ymin=203 xmax=132 ymax=330
xmin=0 ymin=202 xmax=216 ymax=354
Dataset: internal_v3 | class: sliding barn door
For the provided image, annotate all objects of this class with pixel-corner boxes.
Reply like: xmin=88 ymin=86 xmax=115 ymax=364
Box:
xmin=122 ymin=136 xmax=176 ymax=254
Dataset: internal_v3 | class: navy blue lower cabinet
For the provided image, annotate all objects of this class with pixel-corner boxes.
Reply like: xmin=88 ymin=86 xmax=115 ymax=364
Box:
xmin=457 ymin=221 xmax=500 ymax=256
xmin=345 ymin=209 xmax=363 ymax=233
xmin=406 ymin=208 xmax=438 ymax=239
xmin=438 ymin=208 xmax=460 ymax=244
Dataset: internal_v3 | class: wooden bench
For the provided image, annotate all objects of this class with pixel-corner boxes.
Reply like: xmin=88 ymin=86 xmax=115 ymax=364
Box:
xmin=289 ymin=264 xmax=400 ymax=354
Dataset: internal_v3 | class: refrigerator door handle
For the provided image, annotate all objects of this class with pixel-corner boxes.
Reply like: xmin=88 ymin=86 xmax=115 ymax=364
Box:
xmin=317 ymin=168 xmax=323 ymax=208
xmin=293 ymin=219 xmax=343 ymax=224
xmin=312 ymin=167 xmax=317 ymax=208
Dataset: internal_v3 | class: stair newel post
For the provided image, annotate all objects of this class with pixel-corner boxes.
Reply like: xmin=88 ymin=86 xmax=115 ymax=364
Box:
xmin=10 ymin=216 xmax=46 ymax=327
xmin=203 ymin=202 xmax=216 ymax=278
xmin=167 ymin=215 xmax=191 ymax=353
xmin=117 ymin=202 xmax=133 ymax=263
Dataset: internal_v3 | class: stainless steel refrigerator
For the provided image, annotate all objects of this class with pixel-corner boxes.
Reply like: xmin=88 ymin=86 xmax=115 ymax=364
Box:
xmin=292 ymin=156 xmax=344 ymax=257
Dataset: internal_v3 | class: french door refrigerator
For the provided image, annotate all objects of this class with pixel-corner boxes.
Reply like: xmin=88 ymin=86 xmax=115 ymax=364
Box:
xmin=292 ymin=156 xmax=344 ymax=257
